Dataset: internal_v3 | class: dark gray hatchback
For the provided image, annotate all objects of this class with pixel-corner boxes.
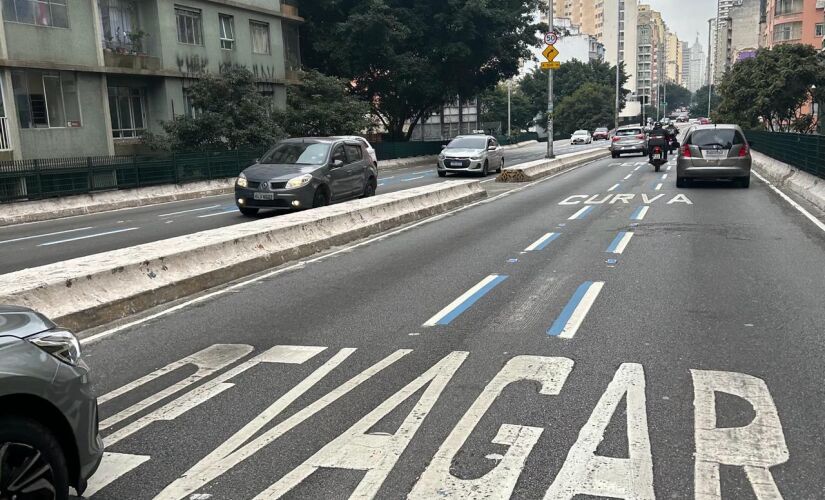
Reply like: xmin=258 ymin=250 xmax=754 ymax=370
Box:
xmin=235 ymin=137 xmax=379 ymax=216
xmin=0 ymin=305 xmax=103 ymax=499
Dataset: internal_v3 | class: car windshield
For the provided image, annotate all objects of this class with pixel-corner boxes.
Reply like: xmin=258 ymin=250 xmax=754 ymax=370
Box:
xmin=617 ymin=129 xmax=641 ymax=136
xmin=446 ymin=137 xmax=487 ymax=149
xmin=574 ymin=130 xmax=588 ymax=135
xmin=689 ymin=129 xmax=743 ymax=148
xmin=260 ymin=142 xmax=331 ymax=165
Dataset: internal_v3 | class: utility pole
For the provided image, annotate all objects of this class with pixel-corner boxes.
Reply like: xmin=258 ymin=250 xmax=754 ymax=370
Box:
xmin=708 ymin=0 xmax=720 ymax=119
xmin=507 ymin=80 xmax=512 ymax=138
xmin=614 ymin=0 xmax=621 ymax=131
xmin=546 ymin=0 xmax=555 ymax=158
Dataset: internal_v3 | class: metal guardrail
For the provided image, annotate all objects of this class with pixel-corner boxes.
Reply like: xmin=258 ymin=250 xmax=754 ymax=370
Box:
xmin=0 ymin=150 xmax=261 ymax=203
xmin=745 ymin=131 xmax=825 ymax=180
xmin=373 ymin=141 xmax=444 ymax=161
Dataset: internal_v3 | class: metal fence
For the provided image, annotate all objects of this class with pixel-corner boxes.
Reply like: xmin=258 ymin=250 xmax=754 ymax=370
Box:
xmin=0 ymin=150 xmax=261 ymax=203
xmin=373 ymin=141 xmax=445 ymax=161
xmin=745 ymin=131 xmax=825 ymax=180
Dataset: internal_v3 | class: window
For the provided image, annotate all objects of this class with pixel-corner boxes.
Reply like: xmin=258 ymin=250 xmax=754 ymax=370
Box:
xmin=250 ymin=21 xmax=270 ymax=54
xmin=11 ymin=70 xmax=81 ymax=129
xmin=2 ymin=0 xmax=68 ymax=27
xmin=99 ymin=0 xmax=139 ymax=51
xmin=283 ymin=22 xmax=301 ymax=71
xmin=219 ymin=14 xmax=234 ymax=50
xmin=816 ymin=23 xmax=824 ymax=37
xmin=183 ymin=92 xmax=200 ymax=118
xmin=773 ymin=21 xmax=802 ymax=41
xmin=331 ymin=145 xmax=346 ymax=164
xmin=175 ymin=7 xmax=202 ymax=45
xmin=344 ymin=144 xmax=362 ymax=164
xmin=775 ymin=0 xmax=803 ymax=15
xmin=108 ymin=86 xmax=146 ymax=138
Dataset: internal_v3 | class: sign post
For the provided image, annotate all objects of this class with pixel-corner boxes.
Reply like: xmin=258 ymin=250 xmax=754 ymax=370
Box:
xmin=544 ymin=1 xmax=558 ymax=159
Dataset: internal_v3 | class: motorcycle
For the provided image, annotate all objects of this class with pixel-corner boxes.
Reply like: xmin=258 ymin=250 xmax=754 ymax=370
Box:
xmin=649 ymin=146 xmax=666 ymax=172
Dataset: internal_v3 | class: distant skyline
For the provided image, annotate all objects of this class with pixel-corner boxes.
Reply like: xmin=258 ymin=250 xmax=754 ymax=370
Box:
xmin=642 ymin=0 xmax=717 ymax=47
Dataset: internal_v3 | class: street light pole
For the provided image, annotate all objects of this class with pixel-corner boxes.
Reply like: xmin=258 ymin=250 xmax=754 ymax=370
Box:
xmin=546 ymin=0 xmax=555 ymax=158
xmin=614 ymin=0 xmax=621 ymax=131
xmin=708 ymin=0 xmax=720 ymax=118
xmin=507 ymin=80 xmax=512 ymax=138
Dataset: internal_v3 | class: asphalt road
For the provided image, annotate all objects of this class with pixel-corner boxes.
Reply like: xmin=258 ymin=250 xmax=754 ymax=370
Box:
xmin=0 ymin=140 xmax=601 ymax=274
xmin=78 ymin=151 xmax=825 ymax=499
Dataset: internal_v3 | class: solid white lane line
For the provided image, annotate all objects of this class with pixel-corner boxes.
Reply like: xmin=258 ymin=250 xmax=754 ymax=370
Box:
xmin=631 ymin=206 xmax=649 ymax=221
xmin=633 ymin=166 xmax=641 ymax=171
xmin=607 ymin=232 xmax=634 ymax=254
xmin=38 ymin=227 xmax=139 ymax=246
xmin=158 ymin=205 xmax=221 ymax=217
xmin=623 ymin=174 xmax=633 ymax=180
xmin=568 ymin=206 xmax=594 ymax=220
xmin=0 ymin=226 xmax=94 ymax=245
xmin=198 ymin=210 xmax=238 ymax=218
xmin=655 ymin=183 xmax=663 ymax=191
xmin=608 ymin=183 xmax=621 ymax=192
xmin=402 ymin=175 xmax=426 ymax=182
xmin=423 ymin=275 xmax=508 ymax=327
xmin=752 ymin=170 xmax=825 ymax=233
xmin=547 ymin=281 xmax=605 ymax=338
xmin=524 ymin=232 xmax=560 ymax=252
xmin=80 ymin=156 xmax=608 ymax=345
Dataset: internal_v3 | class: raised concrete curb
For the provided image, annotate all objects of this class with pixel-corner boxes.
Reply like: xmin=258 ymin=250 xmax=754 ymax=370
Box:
xmin=0 ymin=178 xmax=236 ymax=227
xmin=378 ymin=155 xmax=437 ymax=172
xmin=752 ymin=151 xmax=825 ymax=213
xmin=502 ymin=140 xmax=539 ymax=150
xmin=496 ymin=148 xmax=610 ymax=182
xmin=0 ymin=180 xmax=485 ymax=332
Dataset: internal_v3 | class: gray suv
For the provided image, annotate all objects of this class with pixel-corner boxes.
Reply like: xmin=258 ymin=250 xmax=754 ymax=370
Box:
xmin=235 ymin=138 xmax=379 ymax=216
xmin=0 ymin=305 xmax=103 ymax=498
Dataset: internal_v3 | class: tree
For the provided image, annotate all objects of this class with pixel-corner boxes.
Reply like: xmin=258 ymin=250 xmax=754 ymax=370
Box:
xmin=553 ymin=83 xmax=616 ymax=137
xmin=145 ymin=68 xmax=283 ymax=150
xmin=690 ymin=85 xmax=721 ymax=118
xmin=520 ymin=59 xmax=630 ymax=126
xmin=715 ymin=44 xmax=825 ymax=132
xmin=479 ymin=83 xmax=535 ymax=134
xmin=275 ymin=69 xmax=371 ymax=137
xmin=298 ymin=0 xmax=544 ymax=140
xmin=663 ymin=83 xmax=692 ymax=114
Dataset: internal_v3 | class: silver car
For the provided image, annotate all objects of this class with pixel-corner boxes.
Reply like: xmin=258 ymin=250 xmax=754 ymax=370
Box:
xmin=0 ymin=305 xmax=103 ymax=497
xmin=610 ymin=125 xmax=648 ymax=158
xmin=571 ymin=130 xmax=592 ymax=144
xmin=437 ymin=135 xmax=504 ymax=177
xmin=676 ymin=124 xmax=751 ymax=188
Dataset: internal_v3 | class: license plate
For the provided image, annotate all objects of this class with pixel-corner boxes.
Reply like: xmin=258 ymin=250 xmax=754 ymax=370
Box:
xmin=653 ymin=153 xmax=663 ymax=160
xmin=450 ymin=161 xmax=463 ymax=167
xmin=703 ymin=149 xmax=727 ymax=158
xmin=253 ymin=192 xmax=275 ymax=200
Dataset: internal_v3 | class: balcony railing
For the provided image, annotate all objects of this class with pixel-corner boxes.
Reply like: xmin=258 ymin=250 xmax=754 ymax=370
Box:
xmin=0 ymin=117 xmax=12 ymax=151
xmin=281 ymin=0 xmax=299 ymax=17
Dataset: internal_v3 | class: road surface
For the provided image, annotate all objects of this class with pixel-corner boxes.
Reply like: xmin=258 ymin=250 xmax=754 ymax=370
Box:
xmin=78 ymin=152 xmax=825 ymax=499
xmin=0 ymin=140 xmax=601 ymax=274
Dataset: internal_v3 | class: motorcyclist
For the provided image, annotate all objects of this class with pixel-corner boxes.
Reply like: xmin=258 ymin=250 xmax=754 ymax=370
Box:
xmin=665 ymin=123 xmax=679 ymax=151
xmin=647 ymin=122 xmax=669 ymax=162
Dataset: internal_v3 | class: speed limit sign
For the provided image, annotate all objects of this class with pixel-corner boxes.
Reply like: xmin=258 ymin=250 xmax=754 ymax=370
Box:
xmin=544 ymin=32 xmax=559 ymax=45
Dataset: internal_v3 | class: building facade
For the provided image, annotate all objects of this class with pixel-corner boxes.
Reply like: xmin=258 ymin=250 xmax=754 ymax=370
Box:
xmin=665 ymin=30 xmax=682 ymax=85
xmin=729 ymin=0 xmax=762 ymax=63
xmin=687 ymin=37 xmax=706 ymax=93
xmin=0 ymin=0 xmax=302 ymax=160
xmin=762 ymin=0 xmax=824 ymax=49
xmin=596 ymin=0 xmax=640 ymax=117
xmin=680 ymin=40 xmax=691 ymax=85
xmin=637 ymin=4 xmax=667 ymax=116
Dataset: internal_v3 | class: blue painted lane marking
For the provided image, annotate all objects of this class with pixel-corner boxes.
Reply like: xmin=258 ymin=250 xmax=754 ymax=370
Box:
xmin=630 ymin=206 xmax=649 ymax=220
xmin=606 ymin=231 xmax=634 ymax=254
xmin=568 ymin=206 xmax=594 ymax=220
xmin=547 ymin=281 xmax=605 ymax=338
xmin=423 ymin=275 xmax=508 ymax=326
xmin=524 ymin=232 xmax=560 ymax=252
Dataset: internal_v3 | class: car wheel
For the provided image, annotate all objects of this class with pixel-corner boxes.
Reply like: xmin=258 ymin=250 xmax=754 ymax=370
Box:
xmin=611 ymin=152 xmax=617 ymax=158
xmin=437 ymin=170 xmax=447 ymax=178
xmin=738 ymin=176 xmax=750 ymax=188
xmin=312 ymin=187 xmax=330 ymax=208
xmin=238 ymin=206 xmax=259 ymax=217
xmin=481 ymin=161 xmax=489 ymax=177
xmin=0 ymin=416 xmax=70 ymax=500
xmin=497 ymin=158 xmax=504 ymax=173
xmin=676 ymin=176 xmax=688 ymax=188
xmin=362 ymin=178 xmax=377 ymax=198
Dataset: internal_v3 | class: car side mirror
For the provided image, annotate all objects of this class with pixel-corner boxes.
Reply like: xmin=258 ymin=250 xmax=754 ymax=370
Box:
xmin=331 ymin=159 xmax=344 ymax=169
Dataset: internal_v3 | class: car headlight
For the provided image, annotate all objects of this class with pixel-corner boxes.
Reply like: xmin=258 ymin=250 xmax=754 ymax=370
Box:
xmin=27 ymin=329 xmax=81 ymax=366
xmin=236 ymin=172 xmax=248 ymax=188
xmin=438 ymin=154 xmax=445 ymax=160
xmin=285 ymin=174 xmax=313 ymax=189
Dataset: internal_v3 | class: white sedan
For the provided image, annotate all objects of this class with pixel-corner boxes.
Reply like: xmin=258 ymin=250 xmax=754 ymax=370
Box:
xmin=570 ymin=130 xmax=592 ymax=145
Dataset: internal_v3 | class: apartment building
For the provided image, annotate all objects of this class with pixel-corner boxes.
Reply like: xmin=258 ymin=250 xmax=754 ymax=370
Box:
xmin=762 ymin=0 xmax=824 ymax=49
xmin=665 ymin=30 xmax=682 ymax=85
xmin=729 ymin=0 xmax=762 ymax=62
xmin=637 ymin=4 xmax=665 ymax=112
xmin=687 ymin=37 xmax=706 ymax=93
xmin=0 ymin=0 xmax=302 ymax=160
xmin=681 ymin=40 xmax=691 ymax=85
xmin=596 ymin=0 xmax=639 ymax=117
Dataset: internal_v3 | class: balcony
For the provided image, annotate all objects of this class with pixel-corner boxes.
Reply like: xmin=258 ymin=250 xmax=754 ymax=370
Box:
xmin=101 ymin=35 xmax=160 ymax=71
xmin=281 ymin=0 xmax=300 ymax=18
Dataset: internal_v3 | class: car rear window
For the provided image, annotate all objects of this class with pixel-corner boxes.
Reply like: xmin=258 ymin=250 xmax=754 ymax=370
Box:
xmin=617 ymin=129 xmax=641 ymax=136
xmin=595 ymin=128 xmax=608 ymax=133
xmin=688 ymin=129 xmax=744 ymax=148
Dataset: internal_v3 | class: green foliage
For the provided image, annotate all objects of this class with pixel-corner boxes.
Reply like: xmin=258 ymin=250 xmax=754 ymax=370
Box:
xmin=663 ymin=83 xmax=692 ymax=114
xmin=519 ymin=60 xmax=630 ymax=126
xmin=553 ymin=82 xmax=616 ymax=136
xmin=689 ymin=85 xmax=721 ymax=118
xmin=715 ymin=44 xmax=825 ymax=133
xmin=479 ymin=83 xmax=535 ymax=133
xmin=144 ymin=68 xmax=283 ymax=151
xmin=298 ymin=0 xmax=544 ymax=140
xmin=275 ymin=69 xmax=371 ymax=137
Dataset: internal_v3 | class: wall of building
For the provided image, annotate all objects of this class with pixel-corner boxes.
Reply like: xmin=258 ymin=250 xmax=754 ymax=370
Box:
xmin=730 ymin=0 xmax=762 ymax=62
xmin=763 ymin=0 xmax=824 ymax=49
xmin=600 ymin=0 xmax=639 ymax=117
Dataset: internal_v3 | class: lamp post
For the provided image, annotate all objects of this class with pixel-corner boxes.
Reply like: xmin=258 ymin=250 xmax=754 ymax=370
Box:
xmin=614 ymin=0 xmax=622 ymax=131
xmin=546 ymin=0 xmax=555 ymax=159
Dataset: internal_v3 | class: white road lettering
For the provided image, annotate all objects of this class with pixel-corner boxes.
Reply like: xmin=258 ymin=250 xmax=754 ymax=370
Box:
xmin=84 ymin=452 xmax=150 ymax=497
xmin=584 ymin=194 xmax=612 ymax=205
xmin=156 ymin=349 xmax=410 ymax=500
xmin=668 ymin=194 xmax=694 ymax=205
xmin=544 ymin=363 xmax=654 ymax=500
xmin=641 ymin=194 xmax=665 ymax=204
xmin=610 ymin=194 xmax=636 ymax=204
xmin=256 ymin=351 xmax=468 ymax=499
xmin=559 ymin=195 xmax=588 ymax=205
xmin=410 ymin=356 xmax=574 ymax=499
xmin=692 ymin=370 xmax=789 ymax=500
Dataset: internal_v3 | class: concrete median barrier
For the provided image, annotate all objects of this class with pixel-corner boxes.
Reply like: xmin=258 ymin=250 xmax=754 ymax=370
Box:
xmin=0 ymin=180 xmax=485 ymax=332
xmin=752 ymin=151 xmax=825 ymax=213
xmin=496 ymin=148 xmax=610 ymax=182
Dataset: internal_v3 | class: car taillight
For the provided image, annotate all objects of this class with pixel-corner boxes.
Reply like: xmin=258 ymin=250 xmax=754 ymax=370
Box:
xmin=636 ymin=134 xmax=645 ymax=140
xmin=738 ymin=144 xmax=749 ymax=157
xmin=681 ymin=144 xmax=691 ymax=157
xmin=612 ymin=136 xmax=620 ymax=142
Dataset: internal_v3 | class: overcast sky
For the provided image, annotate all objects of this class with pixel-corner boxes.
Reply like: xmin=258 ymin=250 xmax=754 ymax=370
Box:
xmin=642 ymin=0 xmax=718 ymax=48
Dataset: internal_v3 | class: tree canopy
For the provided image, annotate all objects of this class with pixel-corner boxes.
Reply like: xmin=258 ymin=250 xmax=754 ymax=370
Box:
xmin=479 ymin=83 xmax=535 ymax=134
xmin=690 ymin=85 xmax=721 ymax=119
xmin=275 ymin=69 xmax=371 ymax=137
xmin=663 ymin=83 xmax=692 ymax=114
xmin=298 ymin=0 xmax=544 ymax=140
xmin=715 ymin=44 xmax=825 ymax=132
xmin=145 ymin=68 xmax=283 ymax=150
xmin=553 ymin=82 xmax=616 ymax=136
